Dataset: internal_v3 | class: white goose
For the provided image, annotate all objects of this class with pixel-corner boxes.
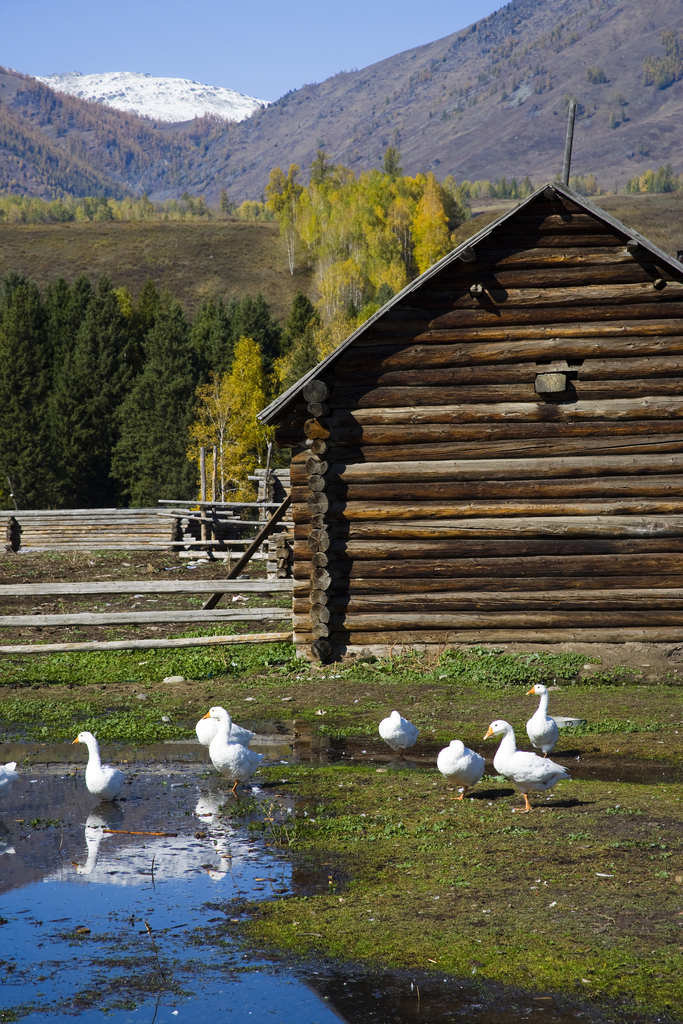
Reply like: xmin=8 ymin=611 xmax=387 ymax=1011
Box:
xmin=526 ymin=684 xmax=560 ymax=755
xmin=378 ymin=711 xmax=419 ymax=758
xmin=203 ymin=707 xmax=263 ymax=796
xmin=483 ymin=719 xmax=570 ymax=813
xmin=0 ymin=762 xmax=18 ymax=799
xmin=196 ymin=707 xmax=254 ymax=748
xmin=72 ymin=732 xmax=125 ymax=801
xmin=436 ymin=740 xmax=485 ymax=799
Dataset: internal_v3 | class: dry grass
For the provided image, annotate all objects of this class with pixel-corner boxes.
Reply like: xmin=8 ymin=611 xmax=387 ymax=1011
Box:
xmin=0 ymin=219 xmax=314 ymax=318
xmin=594 ymin=192 xmax=683 ymax=259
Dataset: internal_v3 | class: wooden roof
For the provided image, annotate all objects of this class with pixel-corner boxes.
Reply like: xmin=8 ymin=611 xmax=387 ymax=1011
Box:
xmin=258 ymin=181 xmax=683 ymax=426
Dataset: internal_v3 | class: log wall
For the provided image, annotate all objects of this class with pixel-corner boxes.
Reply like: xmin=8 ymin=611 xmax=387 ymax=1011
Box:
xmin=275 ymin=192 xmax=683 ymax=659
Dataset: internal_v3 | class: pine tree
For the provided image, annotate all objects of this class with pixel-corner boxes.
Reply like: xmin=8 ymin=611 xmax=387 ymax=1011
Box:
xmin=274 ymin=291 xmax=321 ymax=392
xmin=281 ymin=291 xmax=319 ymax=353
xmin=226 ymin=293 xmax=282 ymax=373
xmin=0 ymin=272 xmax=52 ymax=507
xmin=190 ymin=296 xmax=234 ymax=376
xmin=49 ymin=275 xmax=135 ymax=507
xmin=309 ymin=149 xmax=333 ymax=186
xmin=383 ymin=147 xmax=403 ymax=178
xmin=44 ymin=275 xmax=93 ymax=368
xmin=112 ymin=293 xmax=197 ymax=506
xmin=135 ymin=278 xmax=161 ymax=341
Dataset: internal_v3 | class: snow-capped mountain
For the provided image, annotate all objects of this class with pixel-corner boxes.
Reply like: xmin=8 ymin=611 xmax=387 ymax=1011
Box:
xmin=36 ymin=71 xmax=267 ymax=123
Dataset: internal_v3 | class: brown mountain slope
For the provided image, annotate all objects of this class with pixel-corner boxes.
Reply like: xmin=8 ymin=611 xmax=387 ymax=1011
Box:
xmin=0 ymin=67 xmax=227 ymax=200
xmin=1 ymin=0 xmax=682 ymax=204
xmin=207 ymin=0 xmax=683 ymax=201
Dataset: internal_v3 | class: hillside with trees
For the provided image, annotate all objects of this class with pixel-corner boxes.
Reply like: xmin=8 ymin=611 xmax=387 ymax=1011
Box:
xmin=0 ymin=66 xmax=228 ymax=200
xmin=2 ymin=0 xmax=683 ymax=203
xmin=0 ymin=151 xmax=473 ymax=510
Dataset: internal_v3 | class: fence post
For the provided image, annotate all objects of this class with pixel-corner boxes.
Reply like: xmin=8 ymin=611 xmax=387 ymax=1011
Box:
xmin=200 ymin=447 xmax=207 ymax=543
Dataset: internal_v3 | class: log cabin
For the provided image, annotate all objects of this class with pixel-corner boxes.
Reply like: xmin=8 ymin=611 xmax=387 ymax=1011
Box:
xmin=258 ymin=183 xmax=683 ymax=662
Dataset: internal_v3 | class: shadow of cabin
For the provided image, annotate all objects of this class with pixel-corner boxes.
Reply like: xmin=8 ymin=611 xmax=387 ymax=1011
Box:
xmin=258 ymin=183 xmax=683 ymax=662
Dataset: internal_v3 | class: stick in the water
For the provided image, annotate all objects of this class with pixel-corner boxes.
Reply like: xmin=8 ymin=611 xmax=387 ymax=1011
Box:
xmin=101 ymin=828 xmax=179 ymax=837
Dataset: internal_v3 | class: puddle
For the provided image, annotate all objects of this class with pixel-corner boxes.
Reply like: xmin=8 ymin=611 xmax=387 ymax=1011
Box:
xmin=0 ymin=726 xmax=296 ymax=768
xmin=0 ymin=763 xmax=325 ymax=1022
xmin=0 ymin=743 xmax=675 ymax=1023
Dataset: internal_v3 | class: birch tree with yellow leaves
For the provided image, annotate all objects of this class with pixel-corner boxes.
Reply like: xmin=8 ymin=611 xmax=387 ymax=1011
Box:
xmin=187 ymin=336 xmax=274 ymax=500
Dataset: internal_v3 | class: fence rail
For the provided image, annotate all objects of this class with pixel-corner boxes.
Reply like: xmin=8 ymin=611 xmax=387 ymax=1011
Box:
xmin=3 ymin=505 xmax=292 ymax=554
xmin=0 ymin=580 xmax=293 ymax=597
xmin=0 ymin=632 xmax=293 ymax=655
xmin=0 ymin=609 xmax=291 ymax=627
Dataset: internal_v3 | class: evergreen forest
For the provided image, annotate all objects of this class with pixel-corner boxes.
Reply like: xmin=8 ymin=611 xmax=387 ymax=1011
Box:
xmin=0 ymin=272 xmax=299 ymax=510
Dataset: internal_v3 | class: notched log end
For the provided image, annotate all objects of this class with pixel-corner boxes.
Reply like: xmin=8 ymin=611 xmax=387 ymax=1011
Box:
xmin=311 ymin=638 xmax=333 ymax=661
xmin=303 ymin=380 xmax=332 ymax=403
xmin=308 ymin=402 xmax=329 ymax=417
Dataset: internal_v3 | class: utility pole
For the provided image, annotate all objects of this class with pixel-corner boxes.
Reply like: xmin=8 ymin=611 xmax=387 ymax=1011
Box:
xmin=562 ymin=99 xmax=577 ymax=185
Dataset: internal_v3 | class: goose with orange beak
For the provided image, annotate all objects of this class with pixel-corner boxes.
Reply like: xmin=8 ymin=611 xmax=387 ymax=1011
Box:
xmin=195 ymin=707 xmax=254 ymax=748
xmin=72 ymin=731 xmax=125 ymax=801
xmin=526 ymin=684 xmax=560 ymax=756
xmin=202 ymin=707 xmax=263 ymax=797
xmin=483 ymin=719 xmax=570 ymax=813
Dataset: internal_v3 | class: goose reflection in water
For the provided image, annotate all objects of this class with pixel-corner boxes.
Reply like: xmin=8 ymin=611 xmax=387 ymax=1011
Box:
xmin=0 ymin=838 xmax=16 ymax=857
xmin=195 ymin=791 xmax=254 ymax=882
xmin=72 ymin=802 xmax=125 ymax=875
xmin=64 ymin=795 xmax=245 ymax=886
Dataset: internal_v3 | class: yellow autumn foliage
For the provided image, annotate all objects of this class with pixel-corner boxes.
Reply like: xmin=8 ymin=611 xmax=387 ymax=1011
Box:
xmin=187 ymin=336 xmax=274 ymax=500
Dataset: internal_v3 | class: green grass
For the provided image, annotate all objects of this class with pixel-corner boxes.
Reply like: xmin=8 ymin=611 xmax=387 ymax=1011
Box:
xmin=232 ymin=762 xmax=683 ymax=1017
xmin=2 ymin=643 xmax=682 ymax=750
xmin=0 ymin=631 xmax=297 ymax=688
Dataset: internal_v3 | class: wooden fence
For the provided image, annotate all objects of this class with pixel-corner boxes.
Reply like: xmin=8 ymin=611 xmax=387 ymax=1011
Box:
xmin=4 ymin=508 xmax=172 ymax=552
xmin=0 ymin=578 xmax=294 ymax=654
xmin=3 ymin=503 xmax=292 ymax=558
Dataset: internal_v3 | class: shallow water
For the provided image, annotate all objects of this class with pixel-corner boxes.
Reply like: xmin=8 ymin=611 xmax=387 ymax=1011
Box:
xmin=292 ymin=730 xmax=682 ymax=785
xmin=0 ymin=742 xmax=674 ymax=1023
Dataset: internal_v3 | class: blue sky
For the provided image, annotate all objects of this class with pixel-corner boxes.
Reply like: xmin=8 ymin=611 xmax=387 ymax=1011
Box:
xmin=2 ymin=0 xmax=501 ymax=101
